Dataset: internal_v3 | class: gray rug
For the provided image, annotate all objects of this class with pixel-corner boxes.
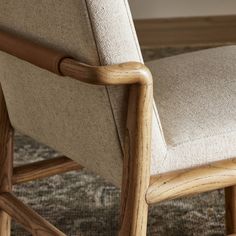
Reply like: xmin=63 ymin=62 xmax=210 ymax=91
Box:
xmin=12 ymin=46 xmax=226 ymax=236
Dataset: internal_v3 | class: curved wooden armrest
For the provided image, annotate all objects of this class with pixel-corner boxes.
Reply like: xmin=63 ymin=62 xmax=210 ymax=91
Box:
xmin=60 ymin=59 xmax=152 ymax=86
xmin=0 ymin=29 xmax=152 ymax=86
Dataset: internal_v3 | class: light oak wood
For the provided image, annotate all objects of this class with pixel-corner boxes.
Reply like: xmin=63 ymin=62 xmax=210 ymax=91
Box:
xmin=147 ymin=158 xmax=236 ymax=205
xmin=225 ymin=186 xmax=236 ymax=235
xmin=0 ymin=30 xmax=152 ymax=86
xmin=60 ymin=58 xmax=152 ymax=86
xmin=13 ymin=156 xmax=82 ymax=185
xmin=135 ymin=15 xmax=236 ymax=48
xmin=0 ymin=192 xmax=66 ymax=236
xmin=119 ymin=81 xmax=153 ymax=235
xmin=0 ymin=85 xmax=13 ymax=236
xmin=0 ymin=211 xmax=11 ymax=236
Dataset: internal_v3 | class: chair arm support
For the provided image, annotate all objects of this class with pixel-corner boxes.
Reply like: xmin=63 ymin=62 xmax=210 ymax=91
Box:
xmin=0 ymin=29 xmax=152 ymax=86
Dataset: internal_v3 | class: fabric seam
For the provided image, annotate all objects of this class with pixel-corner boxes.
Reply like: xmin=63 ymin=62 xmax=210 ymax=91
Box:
xmin=84 ymin=0 xmax=124 ymax=156
xmin=153 ymin=101 xmax=167 ymax=150
xmin=123 ymin=0 xmax=143 ymax=62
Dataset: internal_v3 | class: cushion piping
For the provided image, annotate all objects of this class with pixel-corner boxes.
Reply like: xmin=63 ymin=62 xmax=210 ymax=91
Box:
xmin=84 ymin=0 xmax=124 ymax=156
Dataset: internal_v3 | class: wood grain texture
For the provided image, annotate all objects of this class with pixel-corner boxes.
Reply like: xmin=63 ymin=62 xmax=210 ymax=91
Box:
xmin=0 ymin=211 xmax=11 ymax=236
xmin=13 ymin=156 xmax=82 ymax=185
xmin=0 ymin=85 xmax=13 ymax=236
xmin=135 ymin=15 xmax=236 ymax=48
xmin=147 ymin=158 xmax=236 ymax=204
xmin=119 ymin=80 xmax=153 ymax=234
xmin=0 ymin=29 xmax=152 ymax=87
xmin=0 ymin=29 xmax=69 ymax=75
xmin=225 ymin=186 xmax=236 ymax=235
xmin=60 ymin=59 xmax=152 ymax=86
xmin=0 ymin=192 xmax=66 ymax=236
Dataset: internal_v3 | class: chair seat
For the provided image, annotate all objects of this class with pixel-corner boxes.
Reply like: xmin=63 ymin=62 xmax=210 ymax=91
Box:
xmin=148 ymin=46 xmax=236 ymax=175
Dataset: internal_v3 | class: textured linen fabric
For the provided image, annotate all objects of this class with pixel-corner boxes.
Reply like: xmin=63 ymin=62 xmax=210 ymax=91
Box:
xmin=0 ymin=0 xmax=165 ymax=186
xmin=147 ymin=46 xmax=236 ymax=174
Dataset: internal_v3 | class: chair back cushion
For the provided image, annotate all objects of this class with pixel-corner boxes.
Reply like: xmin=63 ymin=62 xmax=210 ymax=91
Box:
xmin=0 ymin=0 xmax=166 ymax=185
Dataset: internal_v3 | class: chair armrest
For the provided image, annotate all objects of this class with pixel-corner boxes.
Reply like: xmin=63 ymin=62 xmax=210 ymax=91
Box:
xmin=0 ymin=29 xmax=152 ymax=86
xmin=60 ymin=59 xmax=152 ymax=86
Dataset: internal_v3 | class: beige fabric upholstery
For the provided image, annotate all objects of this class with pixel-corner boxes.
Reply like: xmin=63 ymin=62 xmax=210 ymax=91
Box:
xmin=0 ymin=0 xmax=166 ymax=186
xmin=0 ymin=0 xmax=154 ymax=186
xmin=147 ymin=46 xmax=236 ymax=174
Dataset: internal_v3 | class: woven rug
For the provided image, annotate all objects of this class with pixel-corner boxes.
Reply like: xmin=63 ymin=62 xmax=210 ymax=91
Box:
xmin=12 ymin=46 xmax=226 ymax=236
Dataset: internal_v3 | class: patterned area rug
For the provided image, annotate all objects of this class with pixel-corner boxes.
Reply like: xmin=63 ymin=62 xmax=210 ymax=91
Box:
xmin=12 ymin=46 xmax=226 ymax=236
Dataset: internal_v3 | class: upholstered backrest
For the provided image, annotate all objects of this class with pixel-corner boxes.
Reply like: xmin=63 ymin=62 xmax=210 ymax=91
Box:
xmin=0 ymin=0 xmax=166 ymax=186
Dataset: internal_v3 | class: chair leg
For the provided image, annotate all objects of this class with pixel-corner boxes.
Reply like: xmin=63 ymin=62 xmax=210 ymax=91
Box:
xmin=119 ymin=187 xmax=149 ymax=236
xmin=118 ymin=83 xmax=152 ymax=236
xmin=225 ymin=186 xmax=236 ymax=235
xmin=0 ymin=86 xmax=13 ymax=236
xmin=119 ymin=145 xmax=149 ymax=236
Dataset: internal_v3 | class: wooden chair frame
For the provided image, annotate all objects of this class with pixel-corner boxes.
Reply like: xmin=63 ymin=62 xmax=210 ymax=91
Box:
xmin=0 ymin=29 xmax=236 ymax=236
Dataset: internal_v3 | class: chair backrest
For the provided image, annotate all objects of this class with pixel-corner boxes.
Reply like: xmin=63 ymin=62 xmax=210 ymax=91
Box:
xmin=0 ymin=0 xmax=166 ymax=186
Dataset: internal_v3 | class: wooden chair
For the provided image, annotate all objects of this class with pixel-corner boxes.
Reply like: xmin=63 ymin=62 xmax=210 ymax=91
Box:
xmin=0 ymin=1 xmax=236 ymax=235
